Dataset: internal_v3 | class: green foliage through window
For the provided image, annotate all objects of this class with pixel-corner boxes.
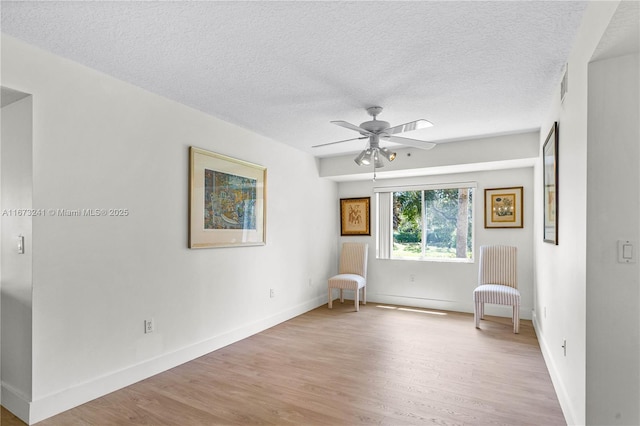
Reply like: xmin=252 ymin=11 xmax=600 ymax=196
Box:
xmin=392 ymin=188 xmax=473 ymax=260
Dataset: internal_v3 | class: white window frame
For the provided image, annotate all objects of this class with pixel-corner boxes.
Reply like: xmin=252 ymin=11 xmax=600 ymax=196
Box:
xmin=375 ymin=182 xmax=476 ymax=262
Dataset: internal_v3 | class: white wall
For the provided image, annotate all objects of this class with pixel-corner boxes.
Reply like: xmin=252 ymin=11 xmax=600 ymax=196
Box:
xmin=338 ymin=165 xmax=534 ymax=318
xmin=586 ymin=52 xmax=639 ymax=426
xmin=1 ymin=95 xmax=34 ymax=421
xmin=0 ymin=35 xmax=338 ymax=424
xmin=533 ymin=2 xmax=623 ymax=425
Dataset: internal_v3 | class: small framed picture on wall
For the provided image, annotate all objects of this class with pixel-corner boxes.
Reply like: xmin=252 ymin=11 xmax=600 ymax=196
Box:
xmin=340 ymin=197 xmax=370 ymax=236
xmin=484 ymin=186 xmax=524 ymax=228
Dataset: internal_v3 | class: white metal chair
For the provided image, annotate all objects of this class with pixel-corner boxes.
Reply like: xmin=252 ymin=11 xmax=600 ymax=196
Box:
xmin=328 ymin=243 xmax=368 ymax=312
xmin=473 ymin=245 xmax=520 ymax=333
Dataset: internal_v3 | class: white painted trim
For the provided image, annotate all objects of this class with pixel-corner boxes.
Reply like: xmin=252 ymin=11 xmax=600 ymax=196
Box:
xmin=28 ymin=296 xmax=327 ymax=424
xmin=373 ymin=180 xmax=477 ymax=193
xmin=368 ymin=294 xmax=532 ymax=320
xmin=533 ymin=311 xmax=576 ymax=426
xmin=1 ymin=382 xmax=30 ymax=424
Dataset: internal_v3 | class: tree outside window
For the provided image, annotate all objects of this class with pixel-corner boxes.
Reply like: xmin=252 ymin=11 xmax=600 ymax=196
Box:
xmin=392 ymin=188 xmax=473 ymax=260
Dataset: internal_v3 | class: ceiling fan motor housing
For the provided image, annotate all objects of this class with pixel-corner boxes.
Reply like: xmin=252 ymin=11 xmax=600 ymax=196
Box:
xmin=360 ymin=120 xmax=390 ymax=134
xmin=360 ymin=106 xmax=389 ymax=134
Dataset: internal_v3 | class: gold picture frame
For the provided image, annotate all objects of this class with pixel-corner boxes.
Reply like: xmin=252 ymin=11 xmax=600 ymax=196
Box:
xmin=189 ymin=147 xmax=266 ymax=248
xmin=484 ymin=187 xmax=523 ymax=228
xmin=340 ymin=197 xmax=370 ymax=236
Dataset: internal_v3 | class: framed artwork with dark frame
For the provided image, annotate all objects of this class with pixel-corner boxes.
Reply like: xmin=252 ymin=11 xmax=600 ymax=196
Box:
xmin=543 ymin=122 xmax=559 ymax=244
xmin=340 ymin=197 xmax=370 ymax=236
xmin=484 ymin=186 xmax=523 ymax=228
xmin=189 ymin=146 xmax=266 ymax=249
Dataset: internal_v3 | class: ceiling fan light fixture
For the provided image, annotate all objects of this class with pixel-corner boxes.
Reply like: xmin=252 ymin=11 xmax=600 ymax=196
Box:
xmin=354 ymin=148 xmax=373 ymax=166
xmin=354 ymin=150 xmax=368 ymax=166
xmin=380 ymin=147 xmax=396 ymax=162
xmin=372 ymin=149 xmax=385 ymax=168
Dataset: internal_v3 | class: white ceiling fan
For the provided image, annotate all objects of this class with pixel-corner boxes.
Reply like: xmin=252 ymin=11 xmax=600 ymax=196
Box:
xmin=312 ymin=106 xmax=437 ymax=168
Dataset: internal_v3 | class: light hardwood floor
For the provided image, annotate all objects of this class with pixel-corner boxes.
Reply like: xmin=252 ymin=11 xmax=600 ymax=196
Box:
xmin=6 ymin=302 xmax=565 ymax=425
xmin=2 ymin=406 xmax=26 ymax=426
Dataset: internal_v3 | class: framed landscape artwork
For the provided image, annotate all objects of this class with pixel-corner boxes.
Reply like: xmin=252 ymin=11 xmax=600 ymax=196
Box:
xmin=484 ymin=186 xmax=523 ymax=228
xmin=543 ymin=122 xmax=559 ymax=244
xmin=189 ymin=147 xmax=266 ymax=248
xmin=340 ymin=197 xmax=370 ymax=236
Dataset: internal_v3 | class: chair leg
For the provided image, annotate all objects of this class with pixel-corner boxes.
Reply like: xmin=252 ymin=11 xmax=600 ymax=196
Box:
xmin=362 ymin=286 xmax=366 ymax=305
xmin=328 ymin=288 xmax=333 ymax=309
xmin=354 ymin=287 xmax=359 ymax=312
xmin=513 ymin=304 xmax=520 ymax=334
xmin=340 ymin=289 xmax=344 ymax=303
xmin=474 ymin=299 xmax=482 ymax=328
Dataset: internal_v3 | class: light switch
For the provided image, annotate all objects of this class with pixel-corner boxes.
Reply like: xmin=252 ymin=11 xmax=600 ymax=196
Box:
xmin=617 ymin=240 xmax=637 ymax=263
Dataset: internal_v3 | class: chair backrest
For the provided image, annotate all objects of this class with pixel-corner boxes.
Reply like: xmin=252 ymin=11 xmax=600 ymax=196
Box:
xmin=478 ymin=245 xmax=517 ymax=288
xmin=339 ymin=242 xmax=369 ymax=278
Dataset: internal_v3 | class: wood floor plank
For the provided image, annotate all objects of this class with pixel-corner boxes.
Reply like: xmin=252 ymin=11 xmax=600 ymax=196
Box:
xmin=27 ymin=302 xmax=565 ymax=425
xmin=1 ymin=406 xmax=28 ymax=426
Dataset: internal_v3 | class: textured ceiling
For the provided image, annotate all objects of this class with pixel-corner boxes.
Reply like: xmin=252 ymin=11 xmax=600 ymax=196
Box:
xmin=592 ymin=0 xmax=639 ymax=62
xmin=1 ymin=1 xmax=587 ymax=157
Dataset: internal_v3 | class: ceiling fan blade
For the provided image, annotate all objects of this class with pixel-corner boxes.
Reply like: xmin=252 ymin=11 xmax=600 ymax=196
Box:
xmin=312 ymin=136 xmax=368 ymax=148
xmin=385 ymin=119 xmax=433 ymax=135
xmin=331 ymin=120 xmax=373 ymax=135
xmin=382 ymin=135 xmax=437 ymax=150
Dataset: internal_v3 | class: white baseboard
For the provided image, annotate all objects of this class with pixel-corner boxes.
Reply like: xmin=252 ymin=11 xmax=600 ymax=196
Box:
xmin=369 ymin=293 xmax=533 ymax=320
xmin=1 ymin=382 xmax=30 ymax=423
xmin=27 ymin=295 xmax=326 ymax=425
xmin=532 ymin=311 xmax=578 ymax=425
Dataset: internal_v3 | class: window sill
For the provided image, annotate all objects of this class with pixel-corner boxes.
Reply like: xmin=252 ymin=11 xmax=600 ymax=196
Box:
xmin=381 ymin=256 xmax=474 ymax=264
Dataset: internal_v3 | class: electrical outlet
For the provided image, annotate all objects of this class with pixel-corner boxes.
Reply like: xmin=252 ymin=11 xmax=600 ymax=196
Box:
xmin=269 ymin=288 xmax=275 ymax=298
xmin=409 ymin=274 xmax=415 ymax=282
xmin=145 ymin=319 xmax=154 ymax=334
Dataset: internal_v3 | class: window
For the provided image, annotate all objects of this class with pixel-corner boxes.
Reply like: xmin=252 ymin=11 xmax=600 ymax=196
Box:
xmin=376 ymin=182 xmax=475 ymax=261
